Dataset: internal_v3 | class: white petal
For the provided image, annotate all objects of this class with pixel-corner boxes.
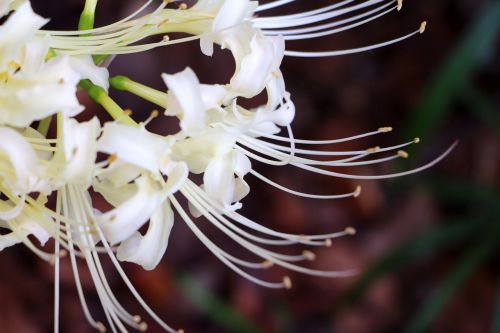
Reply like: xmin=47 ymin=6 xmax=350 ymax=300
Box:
xmin=61 ymin=117 xmax=100 ymax=185
xmin=203 ymin=153 xmax=237 ymax=209
xmin=0 ymin=126 xmax=48 ymax=194
xmin=16 ymin=212 xmax=50 ymax=246
xmin=0 ymin=196 xmax=25 ymax=220
xmin=0 ymin=2 xmax=47 ymax=67
xmin=163 ymin=68 xmax=206 ymax=133
xmin=117 ymin=200 xmax=174 ymax=270
xmin=69 ymin=55 xmax=110 ymax=90
xmin=159 ymin=161 xmax=189 ymax=196
xmin=99 ymin=175 xmax=164 ymax=245
xmin=98 ymin=123 xmax=170 ymax=174
xmin=0 ymin=232 xmax=21 ymax=251
xmin=172 ymin=127 xmax=237 ymax=173
xmin=0 ymin=55 xmax=83 ymax=126
xmin=229 ymin=34 xmax=284 ymax=98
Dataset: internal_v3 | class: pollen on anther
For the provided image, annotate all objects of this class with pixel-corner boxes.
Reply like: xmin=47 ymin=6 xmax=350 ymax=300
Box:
xmin=324 ymin=239 xmax=333 ymax=247
xmin=397 ymin=0 xmax=403 ymax=11
xmin=107 ymin=153 xmax=118 ymax=164
xmin=162 ymin=35 xmax=170 ymax=42
xmin=302 ymin=250 xmax=316 ymax=261
xmin=398 ymin=150 xmax=409 ymax=158
xmin=179 ymin=3 xmax=188 ymax=9
xmin=124 ymin=109 xmax=133 ymax=117
xmin=96 ymin=322 xmax=107 ymax=333
xmin=414 ymin=137 xmax=421 ymax=144
xmin=262 ymin=260 xmax=274 ymax=269
xmin=378 ymin=127 xmax=393 ymax=133
xmin=354 ymin=186 xmax=362 ymax=198
xmin=344 ymin=227 xmax=357 ymax=236
xmin=138 ymin=322 xmax=148 ymax=332
xmin=419 ymin=21 xmax=427 ymax=34
xmin=283 ymin=276 xmax=293 ymax=290
xmin=367 ymin=146 xmax=381 ymax=154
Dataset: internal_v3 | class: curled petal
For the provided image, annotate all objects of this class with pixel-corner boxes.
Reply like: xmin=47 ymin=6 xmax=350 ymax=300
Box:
xmin=163 ymin=67 xmax=206 ymax=133
xmin=99 ymin=175 xmax=165 ymax=245
xmin=0 ymin=126 xmax=48 ymax=194
xmin=0 ymin=196 xmax=25 ymax=220
xmin=0 ymin=232 xmax=21 ymax=251
xmin=117 ymin=200 xmax=174 ymax=270
xmin=61 ymin=117 xmax=100 ymax=185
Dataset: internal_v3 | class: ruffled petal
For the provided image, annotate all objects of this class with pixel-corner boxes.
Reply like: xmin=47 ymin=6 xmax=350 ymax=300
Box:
xmin=117 ymin=200 xmax=174 ymax=270
xmin=99 ymin=175 xmax=165 ymax=245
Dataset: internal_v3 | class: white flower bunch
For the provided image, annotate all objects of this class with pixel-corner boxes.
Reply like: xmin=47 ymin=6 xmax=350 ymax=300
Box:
xmin=0 ymin=0 xmax=455 ymax=332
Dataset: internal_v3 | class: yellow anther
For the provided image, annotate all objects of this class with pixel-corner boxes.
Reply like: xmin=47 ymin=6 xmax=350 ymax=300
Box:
xmin=96 ymin=322 xmax=107 ymax=333
xmin=378 ymin=127 xmax=393 ymax=133
xmin=414 ymin=137 xmax=421 ymax=144
xmin=107 ymin=153 xmax=118 ymax=164
xmin=302 ymin=250 xmax=316 ymax=261
xmin=124 ymin=109 xmax=133 ymax=117
xmin=367 ymin=146 xmax=381 ymax=154
xmin=262 ymin=260 xmax=274 ymax=269
xmin=283 ymin=276 xmax=292 ymax=290
xmin=397 ymin=0 xmax=403 ymax=11
xmin=344 ymin=227 xmax=357 ymax=236
xmin=419 ymin=21 xmax=427 ymax=34
xmin=354 ymin=186 xmax=362 ymax=198
xmin=397 ymin=150 xmax=409 ymax=158
xmin=151 ymin=110 xmax=160 ymax=118
xmin=324 ymin=239 xmax=332 ymax=247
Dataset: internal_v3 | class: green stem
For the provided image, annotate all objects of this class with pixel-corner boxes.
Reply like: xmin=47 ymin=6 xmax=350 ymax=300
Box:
xmin=78 ymin=0 xmax=99 ymax=31
xmin=110 ymin=75 xmax=168 ymax=108
xmin=80 ymin=80 xmax=137 ymax=127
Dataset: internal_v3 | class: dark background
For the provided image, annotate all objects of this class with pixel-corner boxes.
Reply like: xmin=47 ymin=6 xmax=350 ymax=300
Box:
xmin=1 ymin=1 xmax=499 ymax=332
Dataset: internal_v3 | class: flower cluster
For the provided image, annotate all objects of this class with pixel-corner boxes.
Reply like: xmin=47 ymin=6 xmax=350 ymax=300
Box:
xmin=0 ymin=0 xmax=454 ymax=332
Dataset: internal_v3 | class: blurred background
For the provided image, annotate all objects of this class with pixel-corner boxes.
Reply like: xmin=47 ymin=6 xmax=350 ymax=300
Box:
xmin=1 ymin=0 xmax=499 ymax=332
